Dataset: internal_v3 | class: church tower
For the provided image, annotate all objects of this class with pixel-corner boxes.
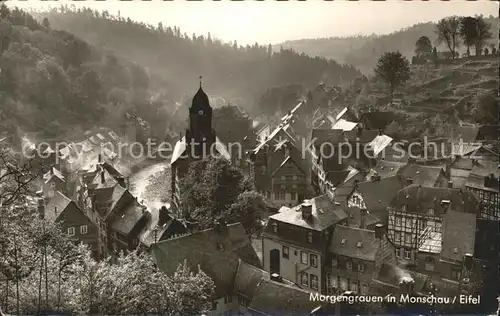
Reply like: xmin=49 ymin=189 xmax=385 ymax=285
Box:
xmin=184 ymin=78 xmax=216 ymax=158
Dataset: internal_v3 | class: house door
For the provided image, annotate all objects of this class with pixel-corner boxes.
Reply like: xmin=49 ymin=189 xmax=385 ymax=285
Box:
xmin=269 ymin=249 xmax=280 ymax=275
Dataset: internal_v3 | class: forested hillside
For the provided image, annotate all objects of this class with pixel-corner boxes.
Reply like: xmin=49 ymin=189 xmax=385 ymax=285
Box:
xmin=33 ymin=5 xmax=362 ymax=114
xmin=277 ymin=17 xmax=497 ymax=74
xmin=0 ymin=5 xmax=173 ymax=143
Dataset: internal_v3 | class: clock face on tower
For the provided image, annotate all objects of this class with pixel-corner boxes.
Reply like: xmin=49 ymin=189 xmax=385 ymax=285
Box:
xmin=198 ymin=110 xmax=204 ymax=115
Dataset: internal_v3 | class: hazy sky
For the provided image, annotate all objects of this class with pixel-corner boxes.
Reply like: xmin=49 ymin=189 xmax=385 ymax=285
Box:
xmin=9 ymin=0 xmax=499 ymax=45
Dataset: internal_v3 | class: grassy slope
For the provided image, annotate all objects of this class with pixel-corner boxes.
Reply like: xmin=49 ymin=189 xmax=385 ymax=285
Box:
xmin=275 ymin=18 xmax=498 ymax=75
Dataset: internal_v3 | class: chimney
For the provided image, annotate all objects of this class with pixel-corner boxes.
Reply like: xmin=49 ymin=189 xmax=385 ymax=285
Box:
xmin=158 ymin=205 xmax=171 ymax=226
xmin=360 ymin=208 xmax=367 ymax=229
xmin=405 ymin=177 xmax=413 ymax=186
xmin=374 ymin=223 xmax=384 ymax=239
xmin=100 ymin=170 xmax=105 ymax=184
xmin=447 ymin=180 xmax=453 ymax=188
xmin=98 ymin=153 xmax=102 ymax=163
xmin=270 ymin=273 xmax=282 ymax=283
xmin=301 ymin=204 xmax=313 ymax=221
xmin=378 ymin=129 xmax=383 ymax=136
xmin=464 ymin=253 xmax=473 ymax=270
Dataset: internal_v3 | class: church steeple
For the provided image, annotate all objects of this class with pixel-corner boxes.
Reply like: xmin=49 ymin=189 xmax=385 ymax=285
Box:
xmin=186 ymin=77 xmax=215 ymax=155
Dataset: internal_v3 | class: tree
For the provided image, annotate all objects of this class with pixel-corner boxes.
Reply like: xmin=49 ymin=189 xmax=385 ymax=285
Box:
xmin=180 ymin=157 xmax=265 ymax=233
xmin=472 ymin=16 xmax=492 ymax=56
xmin=471 ymin=91 xmax=499 ymax=125
xmin=374 ymin=51 xmax=410 ymax=105
xmin=223 ymin=191 xmax=267 ymax=236
xmin=414 ymin=36 xmax=432 ymax=57
xmin=436 ymin=16 xmax=461 ymax=59
xmin=459 ymin=16 xmax=477 ymax=56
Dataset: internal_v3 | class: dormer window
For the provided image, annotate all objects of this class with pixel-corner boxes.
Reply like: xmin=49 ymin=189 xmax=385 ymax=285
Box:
xmin=307 ymin=232 xmax=313 ymax=243
xmin=356 ymin=241 xmax=363 ymax=248
xmin=340 ymin=238 xmax=347 ymax=245
xmin=198 ymin=110 xmax=204 ymax=115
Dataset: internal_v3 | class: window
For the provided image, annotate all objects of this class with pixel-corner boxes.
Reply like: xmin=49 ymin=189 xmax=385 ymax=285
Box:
xmin=350 ymin=281 xmax=358 ymax=292
xmin=428 ymin=208 xmax=434 ymax=215
xmin=451 ymin=270 xmax=461 ymax=280
xmin=419 ymin=219 xmax=427 ymax=230
xmin=358 ymin=263 xmax=364 ymax=272
xmin=211 ymin=301 xmax=218 ymax=310
xmin=281 ymin=175 xmax=286 ymax=181
xmin=266 ymin=191 xmax=271 ymax=199
xmin=361 ymin=283 xmax=368 ymax=294
xmin=80 ymin=225 xmax=88 ymax=235
xmin=67 ymin=227 xmax=75 ymax=236
xmin=238 ymin=295 xmax=248 ymax=307
xmin=293 ymin=175 xmax=298 ymax=180
xmin=395 ymin=215 xmax=402 ymax=226
xmin=272 ymin=222 xmax=278 ymax=233
xmin=404 ymin=249 xmax=411 ymax=260
xmin=346 ymin=261 xmax=352 ymax=270
xmin=301 ymin=252 xmax=308 ymax=265
xmin=405 ymin=233 xmax=412 ymax=244
xmin=50 ymin=182 xmax=56 ymax=187
xmin=300 ymin=272 xmax=309 ymax=287
xmin=283 ymin=246 xmax=289 ymax=259
xmin=394 ymin=231 xmax=401 ymax=242
xmin=310 ymin=274 xmax=319 ymax=290
xmin=396 ymin=248 xmax=401 ymax=258
xmin=224 ymin=295 xmax=232 ymax=304
xmin=310 ymin=254 xmax=318 ymax=268
xmin=332 ymin=258 xmax=338 ymax=267
xmin=340 ymin=277 xmax=347 ymax=290
xmin=307 ymin=232 xmax=313 ymax=243
xmin=291 ymin=192 xmax=297 ymax=201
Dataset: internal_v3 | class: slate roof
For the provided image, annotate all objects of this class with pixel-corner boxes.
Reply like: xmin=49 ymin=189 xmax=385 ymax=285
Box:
xmin=357 ymin=175 xmax=405 ymax=214
xmin=368 ymin=134 xmax=393 ymax=157
xmin=43 ymin=167 xmax=65 ymax=184
xmin=391 ymin=185 xmax=479 ymax=215
xmin=248 ymin=279 xmax=320 ymax=316
xmin=44 ymin=191 xmax=73 ymax=223
xmin=345 ymin=207 xmax=382 ymax=228
xmin=344 ymin=129 xmax=380 ymax=144
xmin=269 ymin=195 xmax=348 ymax=231
xmin=310 ymin=129 xmax=345 ymax=153
xmin=359 ymin=112 xmax=397 ymax=130
xmin=151 ymin=222 xmax=261 ymax=297
xmin=170 ymin=136 xmax=231 ymax=165
xmin=441 ymin=209 xmax=476 ymax=262
xmin=234 ymin=260 xmax=297 ymax=299
xmin=110 ymin=199 xmax=149 ymax=236
xmin=332 ymin=119 xmax=358 ymax=131
xmin=254 ymin=124 xmax=296 ymax=154
xmin=465 ymin=160 xmax=499 ymax=192
xmin=397 ymin=164 xmax=445 ymax=187
xmin=329 ymin=225 xmax=382 ymax=261
xmin=366 ymin=160 xmax=404 ymax=181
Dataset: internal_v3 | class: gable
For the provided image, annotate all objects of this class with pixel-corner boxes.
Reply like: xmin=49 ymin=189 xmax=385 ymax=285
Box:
xmin=56 ymin=202 xmax=95 ymax=228
xmin=347 ymin=188 xmax=366 ymax=209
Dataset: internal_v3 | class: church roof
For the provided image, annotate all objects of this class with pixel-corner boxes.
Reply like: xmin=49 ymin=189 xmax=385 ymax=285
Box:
xmin=191 ymin=87 xmax=210 ymax=110
xmin=170 ymin=136 xmax=231 ymax=165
